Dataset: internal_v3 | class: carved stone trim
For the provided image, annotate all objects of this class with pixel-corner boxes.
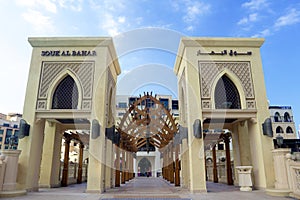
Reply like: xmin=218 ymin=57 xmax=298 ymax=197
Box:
xmin=36 ymin=61 xmax=94 ymax=110
xmin=82 ymin=100 xmax=92 ymax=110
xmin=246 ymin=100 xmax=256 ymax=109
xmin=38 ymin=62 xmax=94 ymax=99
xmin=37 ymin=100 xmax=47 ymax=110
xmin=202 ymin=100 xmax=211 ymax=109
xmin=199 ymin=62 xmax=255 ymax=99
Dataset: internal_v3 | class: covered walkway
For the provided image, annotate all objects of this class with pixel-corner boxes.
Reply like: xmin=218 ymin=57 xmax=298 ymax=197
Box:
xmin=1 ymin=177 xmax=293 ymax=200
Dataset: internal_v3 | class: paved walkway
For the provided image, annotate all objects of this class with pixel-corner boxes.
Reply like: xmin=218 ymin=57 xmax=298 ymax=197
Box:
xmin=0 ymin=177 xmax=295 ymax=200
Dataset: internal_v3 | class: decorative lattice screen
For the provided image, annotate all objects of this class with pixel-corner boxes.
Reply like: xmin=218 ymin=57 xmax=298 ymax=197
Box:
xmin=215 ymin=76 xmax=241 ymax=109
xmin=52 ymin=75 xmax=78 ymax=109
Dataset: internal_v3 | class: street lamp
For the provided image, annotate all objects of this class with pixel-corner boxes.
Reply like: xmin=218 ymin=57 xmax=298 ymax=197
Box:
xmin=276 ymin=134 xmax=284 ymax=148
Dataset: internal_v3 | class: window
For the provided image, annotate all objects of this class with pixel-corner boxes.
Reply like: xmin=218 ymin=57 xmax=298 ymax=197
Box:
xmin=118 ymin=102 xmax=127 ymax=108
xmin=172 ymin=100 xmax=179 ymax=110
xmin=274 ymin=112 xmax=281 ymax=122
xmin=0 ymin=129 xmax=3 ymax=135
xmin=276 ymin=126 xmax=284 ymax=133
xmin=3 ymin=123 xmax=9 ymax=127
xmin=118 ymin=112 xmax=125 ymax=116
xmin=159 ymin=98 xmax=169 ymax=109
xmin=52 ymin=75 xmax=78 ymax=109
xmin=129 ymin=97 xmax=138 ymax=106
xmin=284 ymin=112 xmax=292 ymax=122
xmin=215 ymin=75 xmax=241 ymax=109
xmin=286 ymin=126 xmax=293 ymax=133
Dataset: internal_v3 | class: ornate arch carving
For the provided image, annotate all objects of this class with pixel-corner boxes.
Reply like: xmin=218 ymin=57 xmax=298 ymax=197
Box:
xmin=199 ymin=61 xmax=255 ymax=109
xmin=36 ymin=62 xmax=94 ymax=110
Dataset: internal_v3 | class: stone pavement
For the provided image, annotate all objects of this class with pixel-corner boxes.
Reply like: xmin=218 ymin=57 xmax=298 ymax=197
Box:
xmin=0 ymin=177 xmax=295 ymax=200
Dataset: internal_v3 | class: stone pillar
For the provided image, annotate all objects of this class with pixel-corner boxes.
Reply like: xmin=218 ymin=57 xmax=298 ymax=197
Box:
xmin=1 ymin=150 xmax=21 ymax=191
xmin=125 ymin=151 xmax=129 ymax=181
xmin=169 ymin=145 xmax=174 ymax=184
xmin=61 ymin=135 xmax=71 ymax=187
xmin=224 ymin=136 xmax=233 ymax=185
xmin=174 ymin=144 xmax=180 ymax=186
xmin=181 ymin=138 xmax=189 ymax=188
xmin=115 ymin=145 xmax=120 ymax=187
xmin=86 ymin=123 xmax=106 ymax=193
xmin=165 ymin=148 xmax=170 ymax=181
xmin=121 ymin=145 xmax=126 ymax=184
xmin=39 ymin=121 xmax=62 ymax=188
xmin=105 ymin=139 xmax=113 ymax=189
xmin=236 ymin=166 xmax=253 ymax=191
xmin=77 ymin=143 xmax=84 ymax=184
xmin=212 ymin=144 xmax=218 ymax=183
xmin=272 ymin=149 xmax=290 ymax=190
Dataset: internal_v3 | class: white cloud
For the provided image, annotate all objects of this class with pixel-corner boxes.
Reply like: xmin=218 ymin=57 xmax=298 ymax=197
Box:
xmin=22 ymin=9 xmax=55 ymax=33
xmin=183 ymin=1 xmax=210 ymax=23
xmin=252 ymin=28 xmax=271 ymax=38
xmin=238 ymin=17 xmax=248 ymax=25
xmin=237 ymin=13 xmax=258 ymax=25
xmin=249 ymin=13 xmax=258 ymax=21
xmin=57 ymin=0 xmax=83 ymax=12
xmin=274 ymin=8 xmax=300 ymax=29
xmin=186 ymin=25 xmax=194 ymax=31
xmin=118 ymin=16 xmax=126 ymax=23
xmin=16 ymin=0 xmax=57 ymax=13
xmin=242 ymin=0 xmax=268 ymax=11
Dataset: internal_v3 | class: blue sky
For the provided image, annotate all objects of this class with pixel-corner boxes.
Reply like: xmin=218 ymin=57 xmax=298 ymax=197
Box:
xmin=0 ymin=0 xmax=299 ymax=131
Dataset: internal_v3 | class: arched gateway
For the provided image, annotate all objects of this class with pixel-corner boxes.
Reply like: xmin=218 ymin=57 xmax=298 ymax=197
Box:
xmin=17 ymin=37 xmax=275 ymax=193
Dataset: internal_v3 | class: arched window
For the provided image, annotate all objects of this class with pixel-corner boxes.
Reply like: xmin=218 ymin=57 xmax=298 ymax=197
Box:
xmin=274 ymin=112 xmax=281 ymax=122
xmin=215 ymin=75 xmax=241 ymax=109
xmin=284 ymin=112 xmax=292 ymax=122
xmin=276 ymin=126 xmax=284 ymax=133
xmin=286 ymin=126 xmax=293 ymax=133
xmin=52 ymin=75 xmax=78 ymax=109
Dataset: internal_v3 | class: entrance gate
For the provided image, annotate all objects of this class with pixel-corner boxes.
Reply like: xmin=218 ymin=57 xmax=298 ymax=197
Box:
xmin=17 ymin=36 xmax=276 ymax=194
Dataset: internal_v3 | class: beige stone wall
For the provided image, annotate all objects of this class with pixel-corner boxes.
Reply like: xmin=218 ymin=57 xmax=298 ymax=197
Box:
xmin=174 ymin=37 xmax=275 ymax=191
xmin=18 ymin=37 xmax=120 ymax=192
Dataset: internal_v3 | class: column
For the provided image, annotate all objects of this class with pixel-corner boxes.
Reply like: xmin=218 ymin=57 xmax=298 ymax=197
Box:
xmin=224 ymin=136 xmax=233 ymax=185
xmin=39 ymin=121 xmax=62 ymax=188
xmin=61 ymin=135 xmax=71 ymax=187
xmin=125 ymin=151 xmax=129 ymax=181
xmin=212 ymin=144 xmax=218 ymax=183
xmin=174 ymin=144 xmax=180 ymax=186
xmin=77 ymin=143 xmax=84 ymax=184
xmin=181 ymin=138 xmax=189 ymax=188
xmin=121 ymin=143 xmax=126 ymax=184
xmin=169 ymin=145 xmax=175 ymax=184
xmin=115 ymin=144 xmax=120 ymax=187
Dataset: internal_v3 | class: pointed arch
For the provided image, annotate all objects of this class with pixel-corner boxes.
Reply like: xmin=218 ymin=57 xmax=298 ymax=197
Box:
xmin=276 ymin=126 xmax=284 ymax=133
xmin=286 ymin=126 xmax=293 ymax=133
xmin=138 ymin=157 xmax=152 ymax=176
xmin=211 ymin=69 xmax=246 ymax=109
xmin=284 ymin=112 xmax=292 ymax=122
xmin=48 ymin=70 xmax=83 ymax=109
xmin=274 ymin=112 xmax=281 ymax=122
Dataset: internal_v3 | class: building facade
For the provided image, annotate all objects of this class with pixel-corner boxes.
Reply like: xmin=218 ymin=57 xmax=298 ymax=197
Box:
xmin=269 ymin=106 xmax=297 ymax=139
xmin=16 ymin=36 xmax=279 ymax=194
xmin=0 ymin=113 xmax=22 ymax=150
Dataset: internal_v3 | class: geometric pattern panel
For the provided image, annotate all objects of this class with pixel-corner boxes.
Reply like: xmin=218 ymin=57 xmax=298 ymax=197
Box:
xmin=199 ymin=62 xmax=254 ymax=99
xmin=38 ymin=62 xmax=94 ymax=99
xmin=37 ymin=62 xmax=94 ymax=110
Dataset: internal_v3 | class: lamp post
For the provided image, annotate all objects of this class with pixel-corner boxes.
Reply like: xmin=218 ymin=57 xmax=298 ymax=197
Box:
xmin=276 ymin=134 xmax=284 ymax=148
